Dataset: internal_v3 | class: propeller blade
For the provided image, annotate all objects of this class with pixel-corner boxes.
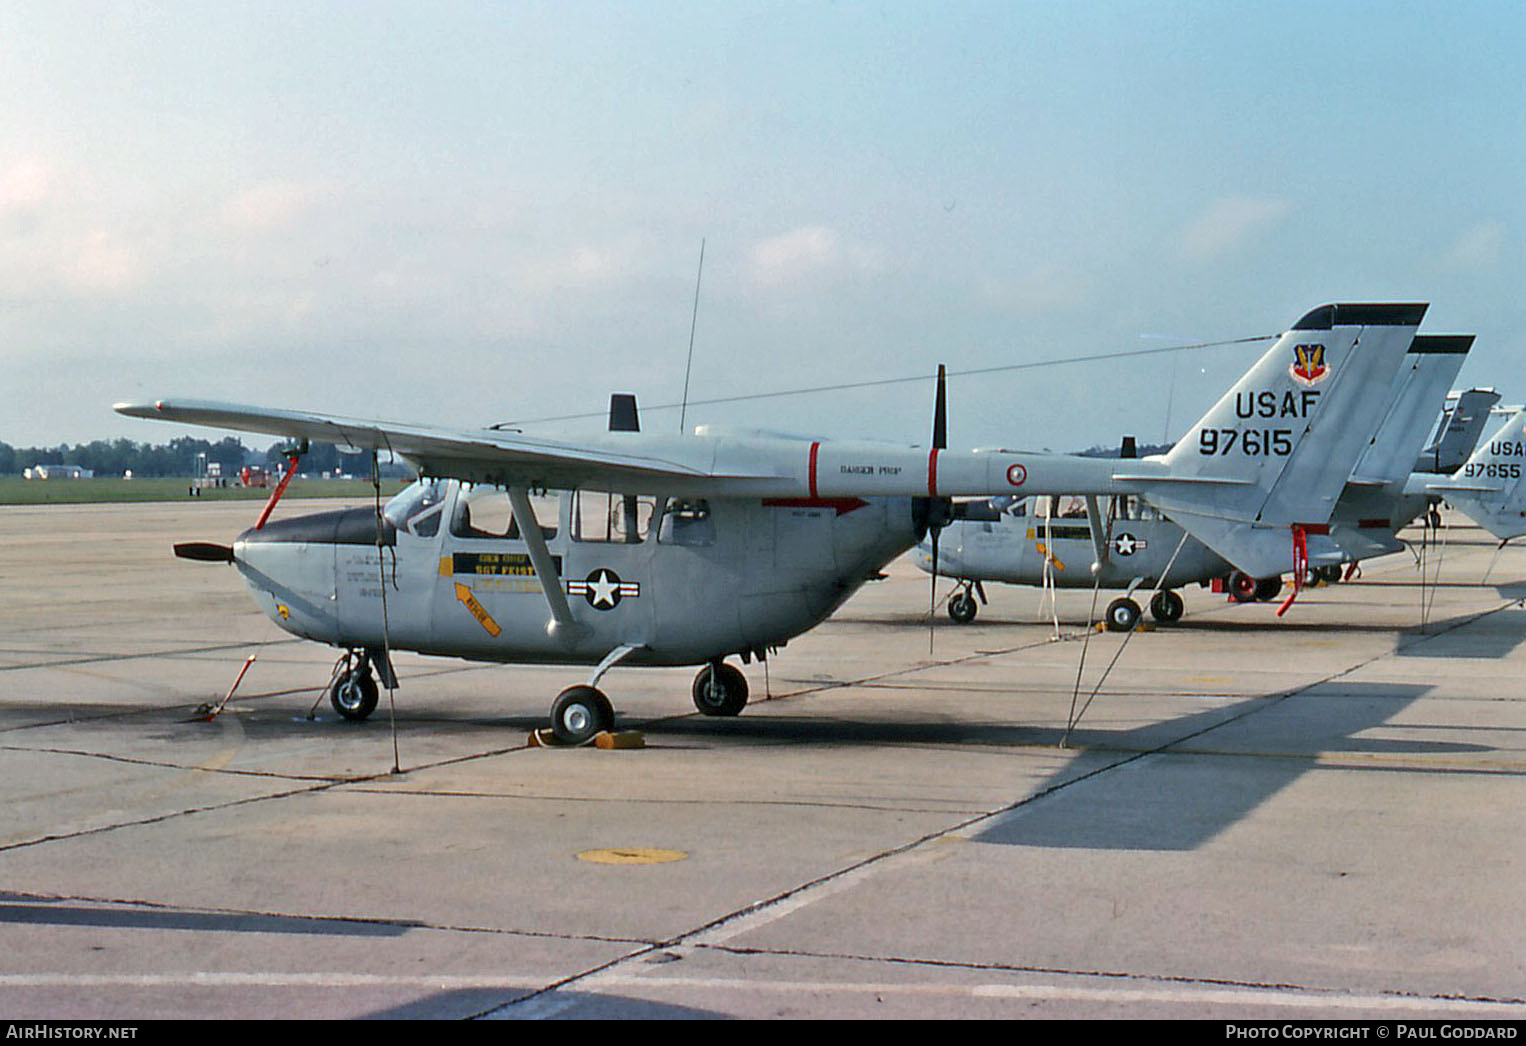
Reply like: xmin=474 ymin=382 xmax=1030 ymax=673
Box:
xmin=928 ymin=363 xmax=949 ymax=652
xmin=174 ymin=541 xmax=235 ymax=563
xmin=932 ymin=364 xmax=947 ymax=450
xmin=928 ymin=523 xmax=940 ymax=653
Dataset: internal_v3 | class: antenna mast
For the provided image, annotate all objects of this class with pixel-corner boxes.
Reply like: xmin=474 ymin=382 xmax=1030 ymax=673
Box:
xmin=679 ymin=238 xmax=705 ymax=434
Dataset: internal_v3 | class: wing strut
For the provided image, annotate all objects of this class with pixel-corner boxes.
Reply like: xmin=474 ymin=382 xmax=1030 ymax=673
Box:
xmin=506 ymin=487 xmax=585 ymax=641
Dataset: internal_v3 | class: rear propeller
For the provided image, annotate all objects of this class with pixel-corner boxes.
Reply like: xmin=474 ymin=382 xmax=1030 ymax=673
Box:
xmin=922 ymin=365 xmax=955 ymax=651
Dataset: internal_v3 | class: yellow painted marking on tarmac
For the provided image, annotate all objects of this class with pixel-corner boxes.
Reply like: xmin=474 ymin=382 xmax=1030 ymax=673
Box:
xmin=577 ymin=848 xmax=688 ymax=866
xmin=1188 ymin=676 xmax=1233 ymax=684
xmin=453 ymin=582 xmax=502 ymax=638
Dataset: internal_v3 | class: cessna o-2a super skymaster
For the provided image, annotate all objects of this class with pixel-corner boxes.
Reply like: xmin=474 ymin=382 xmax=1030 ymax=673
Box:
xmin=117 ymin=302 xmax=1426 ymax=743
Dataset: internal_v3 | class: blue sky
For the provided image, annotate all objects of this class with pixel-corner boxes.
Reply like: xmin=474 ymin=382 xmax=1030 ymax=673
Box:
xmin=3 ymin=1 xmax=1522 ymax=452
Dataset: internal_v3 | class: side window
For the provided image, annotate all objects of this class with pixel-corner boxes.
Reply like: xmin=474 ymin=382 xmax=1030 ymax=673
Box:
xmin=657 ymin=498 xmax=716 ymax=546
xmin=450 ymin=485 xmax=559 ymax=541
xmin=572 ymin=491 xmax=655 ymax=543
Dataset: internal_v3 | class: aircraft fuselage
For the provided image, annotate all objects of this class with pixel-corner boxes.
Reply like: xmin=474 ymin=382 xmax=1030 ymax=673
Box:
xmin=232 ymin=480 xmax=921 ymax=668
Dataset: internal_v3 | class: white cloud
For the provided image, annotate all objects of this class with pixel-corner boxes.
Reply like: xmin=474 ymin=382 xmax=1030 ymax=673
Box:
xmin=1442 ymin=221 xmax=1505 ymax=270
xmin=1179 ymin=195 xmax=1292 ymax=261
xmin=744 ymin=225 xmax=883 ymax=290
xmin=0 ymin=157 xmax=56 ymax=219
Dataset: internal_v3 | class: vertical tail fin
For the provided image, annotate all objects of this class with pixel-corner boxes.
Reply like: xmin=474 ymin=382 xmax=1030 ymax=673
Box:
xmin=1349 ymin=334 xmax=1473 ymax=487
xmin=1141 ymin=303 xmax=1427 ymax=577
xmin=1431 ymin=408 xmax=1526 ymax=539
xmin=1418 ymin=387 xmax=1500 ymax=474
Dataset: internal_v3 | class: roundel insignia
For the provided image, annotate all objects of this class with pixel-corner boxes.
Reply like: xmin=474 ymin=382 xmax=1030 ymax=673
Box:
xmin=1006 ymin=463 xmax=1028 ymax=487
xmin=567 ymin=568 xmax=640 ymax=610
xmin=1113 ymin=532 xmax=1145 ymax=556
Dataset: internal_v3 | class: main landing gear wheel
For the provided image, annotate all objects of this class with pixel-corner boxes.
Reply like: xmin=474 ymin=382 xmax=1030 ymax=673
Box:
xmin=551 ymin=685 xmax=614 ymax=745
xmin=1149 ymin=589 xmax=1184 ymax=624
xmin=1228 ymin=571 xmax=1259 ymax=604
xmin=330 ymin=663 xmax=379 ymax=721
xmin=948 ymin=589 xmax=978 ymax=624
xmin=1254 ymin=576 xmax=1283 ymax=602
xmin=692 ymin=662 xmax=749 ymax=717
xmin=1105 ymin=597 xmax=1141 ymax=632
xmin=1318 ymin=564 xmax=1344 ymax=583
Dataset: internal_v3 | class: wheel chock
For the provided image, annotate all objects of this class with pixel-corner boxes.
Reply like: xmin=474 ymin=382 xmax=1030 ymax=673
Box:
xmin=528 ymin=728 xmax=645 ymax=749
xmin=594 ymin=730 xmax=645 ymax=750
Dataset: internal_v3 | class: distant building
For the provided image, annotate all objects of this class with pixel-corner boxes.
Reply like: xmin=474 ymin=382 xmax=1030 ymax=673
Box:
xmin=24 ymin=464 xmax=94 ymax=479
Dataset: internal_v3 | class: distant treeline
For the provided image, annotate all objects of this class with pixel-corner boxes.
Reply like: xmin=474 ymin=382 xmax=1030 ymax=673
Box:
xmin=0 ymin=436 xmax=414 ymax=479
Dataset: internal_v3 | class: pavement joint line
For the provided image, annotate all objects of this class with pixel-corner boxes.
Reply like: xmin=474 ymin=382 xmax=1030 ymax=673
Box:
xmin=0 ymin=743 xmax=356 ymax=783
xmin=686 ymin=940 xmax=1524 ymax=1003
xmin=521 ymin=969 xmax=1526 ymax=1014
xmin=0 ymin=639 xmax=303 ymax=673
xmin=478 ymin=590 xmax=1526 ymax=1017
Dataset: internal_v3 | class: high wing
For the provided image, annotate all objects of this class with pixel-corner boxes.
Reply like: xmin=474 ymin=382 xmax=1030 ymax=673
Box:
xmin=114 ymin=399 xmax=781 ymax=494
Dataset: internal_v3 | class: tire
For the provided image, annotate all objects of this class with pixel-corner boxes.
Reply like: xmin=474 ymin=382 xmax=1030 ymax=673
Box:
xmin=1105 ymin=597 xmax=1141 ymax=632
xmin=1228 ymin=571 xmax=1258 ymax=604
xmin=948 ymin=591 xmax=978 ymax=624
xmin=1254 ymin=576 xmax=1283 ymax=602
xmin=1319 ymin=564 xmax=1344 ymax=583
xmin=692 ymin=662 xmax=749 ymax=716
xmin=330 ymin=667 xmax=379 ymax=721
xmin=551 ymin=685 xmax=614 ymax=745
xmin=1149 ymin=589 xmax=1184 ymax=624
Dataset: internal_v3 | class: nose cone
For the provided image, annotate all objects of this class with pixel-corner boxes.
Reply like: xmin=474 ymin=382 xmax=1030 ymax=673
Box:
xmin=231 ymin=507 xmax=393 ymax=643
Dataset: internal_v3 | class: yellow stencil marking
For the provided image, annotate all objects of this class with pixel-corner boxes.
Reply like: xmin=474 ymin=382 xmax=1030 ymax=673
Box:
xmin=577 ymin=848 xmax=688 ymax=866
xmin=454 ymin=583 xmax=502 ymax=638
xmin=1035 ymin=541 xmax=1066 ymax=572
xmin=439 ymin=557 xmax=453 ymax=577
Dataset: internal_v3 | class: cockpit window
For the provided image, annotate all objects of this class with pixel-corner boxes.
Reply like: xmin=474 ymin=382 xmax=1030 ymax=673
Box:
xmin=383 ymin=479 xmax=448 ymax=537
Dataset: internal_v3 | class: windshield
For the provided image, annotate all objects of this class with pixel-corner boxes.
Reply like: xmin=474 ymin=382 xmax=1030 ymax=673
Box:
xmin=383 ymin=479 xmax=450 ymax=537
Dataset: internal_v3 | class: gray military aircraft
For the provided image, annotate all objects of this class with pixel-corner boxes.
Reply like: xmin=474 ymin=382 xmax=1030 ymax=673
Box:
xmin=921 ymin=339 xmax=1488 ymax=629
xmin=116 ymin=302 xmax=1425 ymax=741
xmin=1421 ymin=405 xmax=1526 ymax=542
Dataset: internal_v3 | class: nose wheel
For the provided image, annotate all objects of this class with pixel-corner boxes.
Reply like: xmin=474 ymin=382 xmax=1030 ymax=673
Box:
xmin=947 ymin=588 xmax=978 ymax=624
xmin=692 ymin=661 xmax=749 ymax=716
xmin=329 ymin=658 xmax=379 ymax=721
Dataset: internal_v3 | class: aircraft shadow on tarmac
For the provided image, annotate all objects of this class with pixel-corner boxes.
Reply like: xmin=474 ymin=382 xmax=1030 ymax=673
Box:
xmin=1394 ymin=603 xmax=1526 ymax=659
xmin=364 ymin=989 xmax=727 ymax=1020
xmin=0 ymin=893 xmax=417 ymax=937
xmin=973 ymin=680 xmax=1453 ymax=851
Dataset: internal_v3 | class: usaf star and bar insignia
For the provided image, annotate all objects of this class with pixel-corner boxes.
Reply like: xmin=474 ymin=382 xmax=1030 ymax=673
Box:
xmin=567 ymin=568 xmax=641 ymax=610
xmin=1112 ymin=532 xmax=1146 ymax=557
